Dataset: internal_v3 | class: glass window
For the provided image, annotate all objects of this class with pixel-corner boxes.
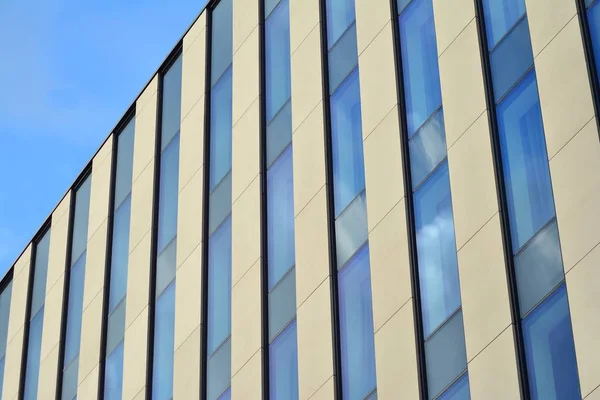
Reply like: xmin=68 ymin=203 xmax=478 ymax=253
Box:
xmin=62 ymin=356 xmax=79 ymax=400
xmin=210 ymin=67 xmax=233 ymax=191
xmin=414 ymin=162 xmax=461 ymax=336
xmin=266 ymin=0 xmax=282 ymax=18
xmin=0 ymin=357 xmax=4 ymax=400
xmin=156 ymin=237 xmax=177 ymax=299
xmin=106 ymin=300 xmax=126 ymax=357
xmin=71 ymin=176 xmax=92 ymax=265
xmin=152 ymin=282 xmax=176 ymax=400
xmin=409 ymin=109 xmax=446 ymax=189
xmin=64 ymin=252 xmax=86 ymax=367
xmin=399 ymin=0 xmax=442 ymax=136
xmin=0 ymin=282 xmax=11 ymax=358
xmin=208 ymin=218 xmax=232 ymax=355
xmin=522 ymin=284 xmax=581 ymax=400
xmin=157 ymin=135 xmax=180 ymax=253
xmin=335 ymin=192 xmax=368 ymax=269
xmin=104 ymin=342 xmax=124 ymax=400
xmin=588 ymin=2 xmax=600 ymax=80
xmin=269 ymin=320 xmax=299 ymax=400
xmin=338 ymin=246 xmax=377 ymax=400
xmin=209 ymin=172 xmax=232 ymax=236
xmin=207 ymin=338 xmax=231 ymax=400
xmin=114 ymin=118 xmax=135 ymax=210
xmin=31 ymin=229 xmax=51 ymax=316
xmin=211 ymin=0 xmax=233 ymax=87
xmin=325 ymin=0 xmax=355 ymax=47
xmin=266 ymin=0 xmax=291 ymax=122
xmin=267 ymin=146 xmax=295 ymax=289
xmin=268 ymin=268 xmax=296 ymax=341
xmin=109 ymin=197 xmax=132 ymax=312
xmin=161 ymin=56 xmax=183 ymax=149
xmin=497 ymin=71 xmax=555 ymax=251
xmin=437 ymin=373 xmax=470 ymax=400
xmin=218 ymin=387 xmax=231 ymax=400
xmin=331 ymin=69 xmax=365 ymax=216
xmin=328 ymin=23 xmax=358 ymax=93
xmin=24 ymin=308 xmax=43 ymax=400
xmin=482 ymin=0 xmax=526 ymax=49
xmin=266 ymin=101 xmax=292 ymax=168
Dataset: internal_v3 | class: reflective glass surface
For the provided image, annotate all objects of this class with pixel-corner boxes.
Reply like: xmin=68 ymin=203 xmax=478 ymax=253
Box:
xmin=152 ymin=282 xmax=176 ymax=400
xmin=71 ymin=176 xmax=91 ymax=265
xmin=211 ymin=0 xmax=233 ymax=86
xmin=266 ymin=0 xmax=291 ymax=122
xmin=24 ymin=308 xmax=43 ymax=400
xmin=208 ymin=218 xmax=232 ymax=355
xmin=104 ymin=342 xmax=124 ymax=400
xmin=482 ymin=0 xmax=526 ymax=48
xmin=157 ymin=135 xmax=180 ymax=253
xmin=437 ymin=373 xmax=470 ymax=400
xmin=268 ymin=269 xmax=296 ymax=341
xmin=207 ymin=338 xmax=231 ymax=400
xmin=31 ymin=229 xmax=51 ymax=316
xmin=325 ymin=0 xmax=356 ymax=47
xmin=161 ymin=56 xmax=183 ymax=149
xmin=269 ymin=321 xmax=299 ymax=400
xmin=588 ymin=2 xmax=600 ymax=81
xmin=409 ymin=109 xmax=446 ymax=190
xmin=335 ymin=192 xmax=368 ymax=269
xmin=64 ymin=253 xmax=86 ymax=367
xmin=328 ymin=23 xmax=358 ymax=93
xmin=109 ymin=196 xmax=131 ymax=312
xmin=210 ymin=68 xmax=233 ymax=191
xmin=114 ymin=117 xmax=135 ymax=210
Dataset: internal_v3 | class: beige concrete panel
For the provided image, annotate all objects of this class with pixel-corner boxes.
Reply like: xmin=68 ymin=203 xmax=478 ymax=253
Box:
xmin=88 ymin=138 xmax=113 ymax=241
xmin=290 ymin=0 xmax=320 ymax=54
xmin=173 ymin=326 xmax=201 ymax=399
xmin=457 ymin=214 xmax=512 ymax=361
xmin=182 ymin=22 xmax=206 ymax=120
xmin=432 ymin=0 xmax=475 ymax=56
xmin=356 ymin=0 xmax=392 ymax=55
xmin=122 ymin=308 xmax=148 ymax=400
xmin=294 ymin=187 xmax=330 ymax=307
xmin=174 ymin=244 xmax=202 ymax=350
xmin=310 ymin=377 xmax=334 ymax=400
xmin=363 ymin=107 xmax=404 ymax=230
xmin=82 ymin=219 xmax=108 ymax=310
xmin=132 ymin=387 xmax=146 ymax=400
xmin=176 ymin=167 xmax=204 ymax=268
xmin=587 ymin=387 xmax=600 ymax=400
xmin=374 ymin=300 xmax=419 ymax=399
xmin=233 ymin=0 xmax=259 ymax=54
xmin=534 ymin=17 xmax=595 ymax=159
xmin=525 ymin=0 xmax=577 ymax=56
xmin=358 ymin=22 xmax=398 ymax=140
xmin=232 ymin=29 xmax=259 ymax=125
xmin=448 ymin=111 xmax=498 ymax=249
xmin=13 ymin=241 xmax=32 ymax=277
xmin=297 ymin=278 xmax=333 ymax=400
xmin=438 ymin=20 xmax=487 ymax=149
xmin=47 ymin=205 xmax=70 ymax=295
xmin=7 ymin=261 xmax=30 ymax=343
xmin=132 ymin=92 xmax=158 ymax=182
xmin=179 ymin=98 xmax=206 ymax=190
xmin=2 ymin=328 xmax=24 ymax=400
xmin=129 ymin=160 xmax=155 ymax=253
xmin=232 ymin=99 xmax=260 ymax=203
xmin=369 ymin=198 xmax=411 ymax=332
xmin=566 ymin=244 xmax=600 ymax=398
xmin=137 ymin=75 xmax=159 ymax=114
xmin=291 ymin=25 xmax=323 ymax=133
xmin=231 ymin=178 xmax=260 ymax=286
xmin=292 ymin=103 xmax=326 ymax=215
xmin=468 ymin=326 xmax=520 ymax=400
xmin=53 ymin=191 xmax=73 ymax=227
xmin=40 ymin=275 xmax=64 ymax=363
xmin=231 ymin=261 xmax=261 ymax=376
xmin=125 ymin=231 xmax=152 ymax=328
xmin=184 ymin=12 xmax=207 ymax=53
xmin=38 ymin=344 xmax=60 ymax=399
xmin=77 ymin=291 xmax=103 ymax=389
xmin=231 ymin=349 xmax=262 ymax=400
xmin=550 ymin=119 xmax=600 ymax=272
xmin=77 ymin=365 xmax=99 ymax=400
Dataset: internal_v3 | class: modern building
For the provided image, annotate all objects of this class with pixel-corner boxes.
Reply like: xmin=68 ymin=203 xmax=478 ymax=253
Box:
xmin=1 ymin=0 xmax=600 ymax=399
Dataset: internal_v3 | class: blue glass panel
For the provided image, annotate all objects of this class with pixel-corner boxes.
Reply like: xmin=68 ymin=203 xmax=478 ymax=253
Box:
xmin=437 ymin=373 xmax=470 ymax=400
xmin=157 ymin=135 xmax=180 ymax=253
xmin=523 ymin=284 xmax=581 ymax=400
xmin=328 ymin=23 xmax=358 ymax=93
xmin=397 ymin=0 xmax=412 ymax=14
xmin=497 ymin=71 xmax=554 ymax=251
xmin=266 ymin=0 xmax=291 ymax=122
xmin=588 ymin=3 xmax=600 ymax=80
xmin=409 ymin=109 xmax=446 ymax=190
xmin=104 ymin=342 xmax=124 ymax=400
xmin=267 ymin=146 xmax=295 ymax=289
xmin=211 ymin=0 xmax=233 ymax=86
xmin=269 ymin=269 xmax=296 ymax=341
xmin=482 ymin=0 xmax=526 ymax=49
xmin=0 ymin=281 xmax=12 ymax=357
xmin=0 ymin=357 xmax=4 ymax=400
xmin=156 ymin=237 xmax=177 ymax=298
xmin=326 ymin=0 xmax=355 ymax=47
xmin=31 ymin=229 xmax=51 ymax=316
xmin=210 ymin=67 xmax=233 ymax=191
xmin=207 ymin=338 xmax=231 ymax=400
xmin=64 ymin=252 xmax=86 ymax=366
xmin=331 ymin=69 xmax=365 ymax=216
xmin=588 ymin=0 xmax=598 ymax=7
xmin=152 ymin=282 xmax=176 ymax=400
xmin=270 ymin=320 xmax=299 ymax=400
xmin=24 ymin=308 xmax=43 ymax=400
xmin=515 ymin=220 xmax=564 ymax=317
xmin=425 ymin=311 xmax=468 ymax=400
xmin=209 ymin=172 xmax=232 ymax=236
xmin=414 ymin=162 xmax=461 ymax=336
xmin=266 ymin=101 xmax=292 ymax=168
xmin=62 ymin=356 xmax=79 ymax=400
xmin=109 ymin=196 xmax=131 ymax=313
xmin=208 ymin=218 xmax=232 ymax=355
xmin=161 ymin=56 xmax=183 ymax=149
xmin=71 ymin=176 xmax=91 ymax=265
xmin=335 ymin=192 xmax=368 ymax=269
xmin=399 ymin=0 xmax=442 ymax=137
xmin=218 ymin=387 xmax=231 ymax=400
xmin=106 ymin=299 xmax=126 ymax=356
xmin=338 ymin=246 xmax=377 ymax=399
xmin=490 ymin=18 xmax=533 ymax=102
xmin=266 ymin=0 xmax=282 ymax=18
xmin=114 ymin=117 xmax=135 ymax=210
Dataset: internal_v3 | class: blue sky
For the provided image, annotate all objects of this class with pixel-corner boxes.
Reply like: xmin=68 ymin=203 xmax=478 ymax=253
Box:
xmin=0 ymin=0 xmax=207 ymax=277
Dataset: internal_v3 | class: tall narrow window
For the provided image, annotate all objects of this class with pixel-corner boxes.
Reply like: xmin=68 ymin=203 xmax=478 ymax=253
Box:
xmin=60 ymin=174 xmax=92 ymax=400
xmin=479 ymin=1 xmax=581 ymax=398
xmin=395 ymin=0 xmax=470 ymax=398
xmin=323 ymin=0 xmax=377 ymax=398
xmin=102 ymin=115 xmax=135 ymax=400
xmin=205 ymin=0 xmax=233 ymax=399
xmin=264 ymin=0 xmax=298 ymax=398
xmin=22 ymin=228 xmax=51 ymax=400
xmin=0 ymin=277 xmax=12 ymax=397
xmin=151 ymin=54 xmax=183 ymax=400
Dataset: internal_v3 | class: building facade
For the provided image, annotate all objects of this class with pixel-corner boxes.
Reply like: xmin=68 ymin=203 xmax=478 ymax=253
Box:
xmin=1 ymin=0 xmax=600 ymax=399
